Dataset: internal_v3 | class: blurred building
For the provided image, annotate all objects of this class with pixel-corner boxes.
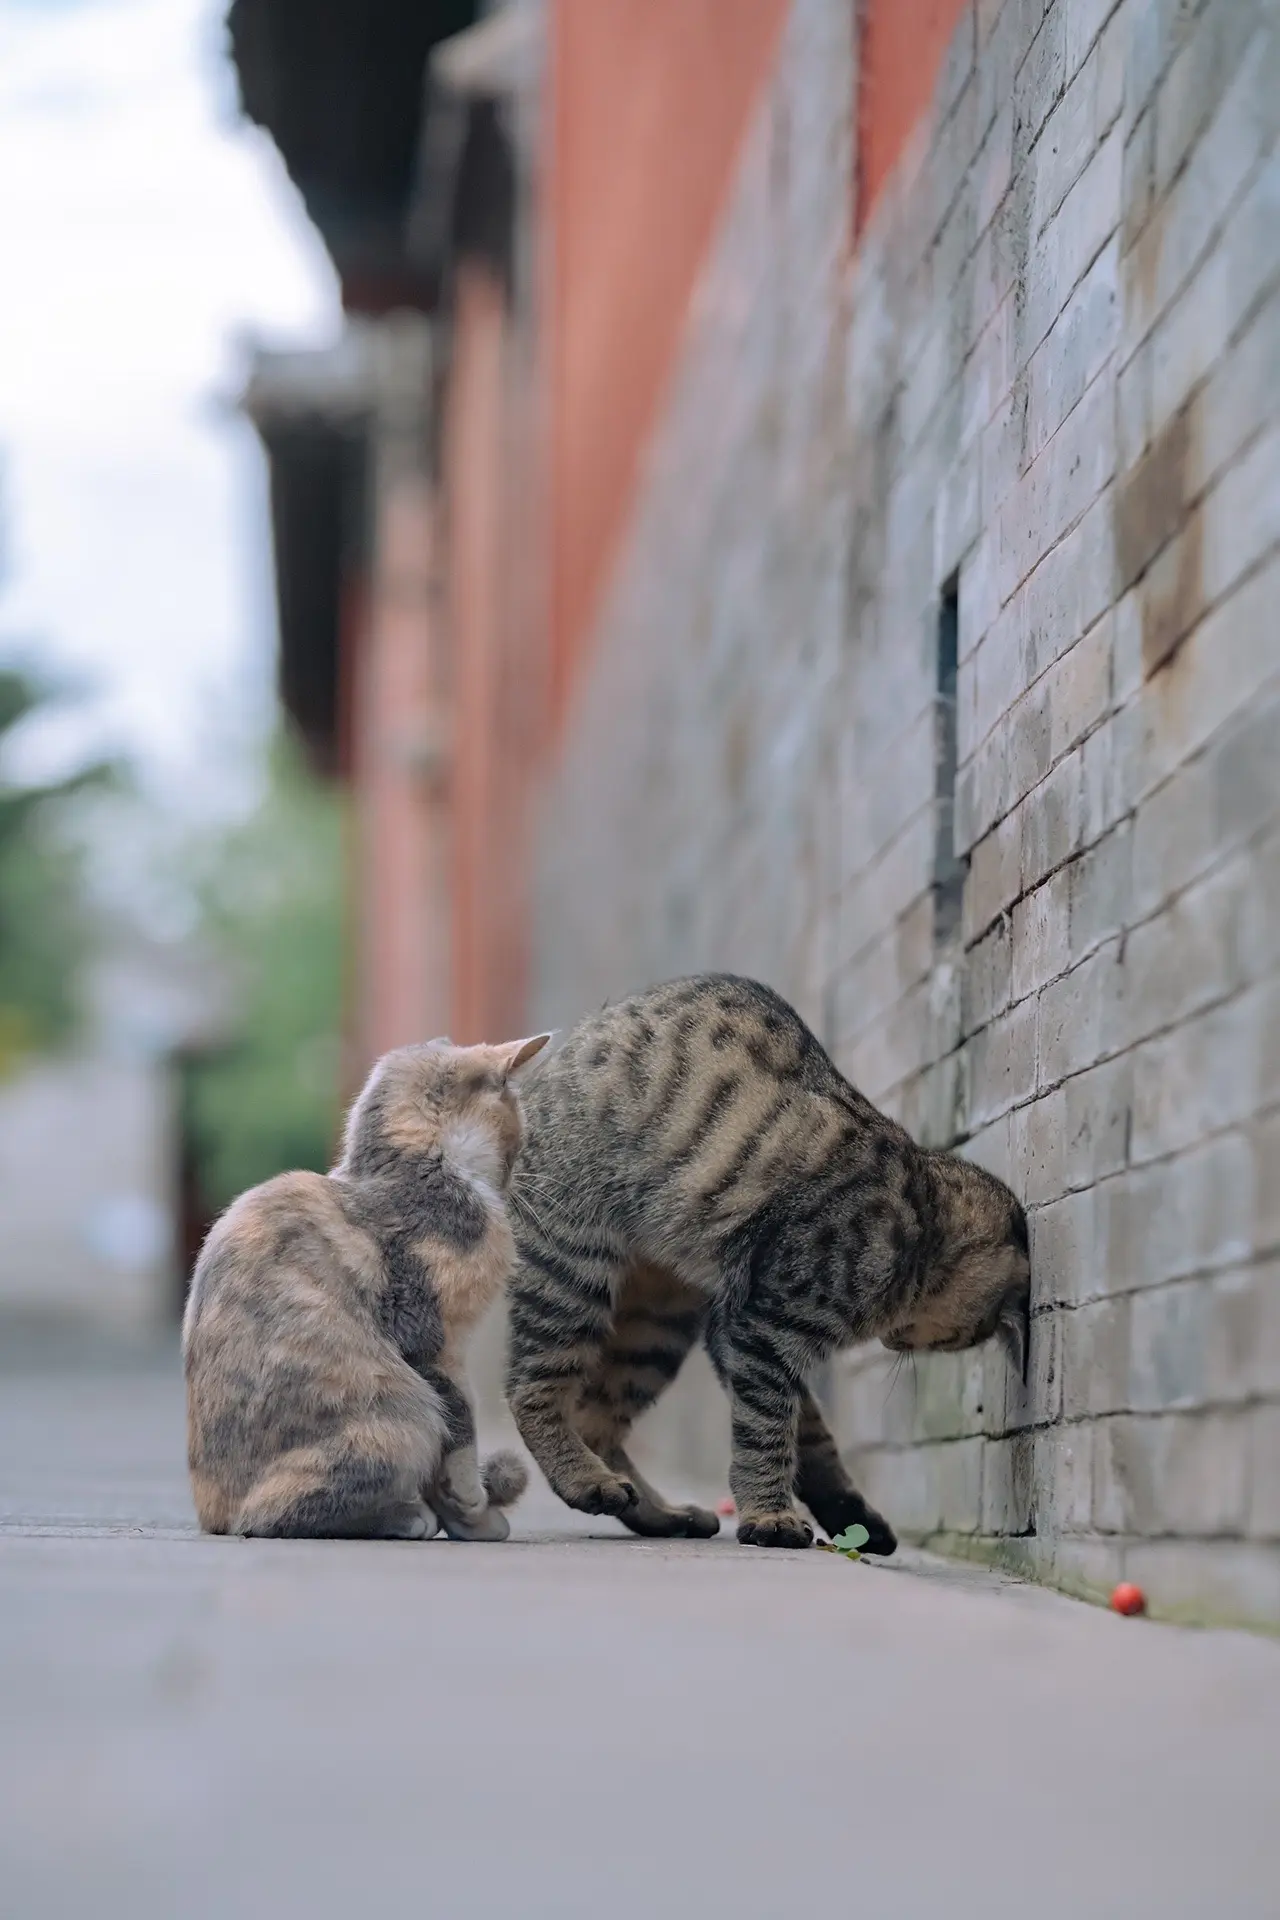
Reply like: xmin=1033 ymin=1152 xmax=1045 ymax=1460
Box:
xmin=0 ymin=935 xmax=227 ymax=1333
xmin=232 ymin=0 xmax=1280 ymax=1625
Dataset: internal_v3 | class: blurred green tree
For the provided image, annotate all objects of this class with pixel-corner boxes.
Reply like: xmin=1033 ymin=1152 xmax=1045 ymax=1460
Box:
xmin=183 ymin=730 xmax=347 ymax=1210
xmin=0 ymin=668 xmax=114 ymax=1078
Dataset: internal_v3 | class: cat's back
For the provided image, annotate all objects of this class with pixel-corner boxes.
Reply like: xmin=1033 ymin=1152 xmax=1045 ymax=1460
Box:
xmin=183 ymin=1168 xmax=378 ymax=1356
xmin=520 ymin=975 xmax=883 ymax=1240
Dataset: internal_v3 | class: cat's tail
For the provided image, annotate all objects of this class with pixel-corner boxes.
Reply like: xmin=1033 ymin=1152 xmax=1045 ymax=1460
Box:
xmin=481 ymin=1448 xmax=529 ymax=1509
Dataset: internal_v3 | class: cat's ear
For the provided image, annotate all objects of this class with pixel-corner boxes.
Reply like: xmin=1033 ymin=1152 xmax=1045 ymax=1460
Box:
xmin=996 ymin=1289 xmax=1029 ymax=1382
xmin=497 ymin=1033 xmax=553 ymax=1077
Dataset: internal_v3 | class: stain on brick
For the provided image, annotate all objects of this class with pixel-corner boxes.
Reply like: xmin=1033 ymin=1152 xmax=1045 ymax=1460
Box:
xmin=1113 ymin=397 xmax=1207 ymax=677
xmin=1115 ymin=402 xmax=1195 ymax=592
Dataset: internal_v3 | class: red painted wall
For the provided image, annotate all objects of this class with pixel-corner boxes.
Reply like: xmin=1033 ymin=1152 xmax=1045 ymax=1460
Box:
xmin=545 ymin=0 xmax=790 ymax=717
xmin=856 ymin=0 xmax=970 ymax=230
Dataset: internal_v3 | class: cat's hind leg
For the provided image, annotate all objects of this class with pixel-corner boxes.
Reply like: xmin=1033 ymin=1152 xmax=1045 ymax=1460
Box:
xmin=235 ymin=1447 xmax=438 ymax=1540
xmin=576 ymin=1263 xmax=719 ymax=1539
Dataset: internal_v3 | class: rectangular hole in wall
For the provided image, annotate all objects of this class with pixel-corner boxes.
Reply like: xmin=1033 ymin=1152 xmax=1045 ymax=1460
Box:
xmin=933 ymin=574 xmax=965 ymax=947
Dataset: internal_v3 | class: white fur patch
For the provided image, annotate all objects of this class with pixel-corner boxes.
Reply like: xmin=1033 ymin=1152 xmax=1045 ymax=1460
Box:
xmin=442 ymin=1116 xmax=505 ymax=1206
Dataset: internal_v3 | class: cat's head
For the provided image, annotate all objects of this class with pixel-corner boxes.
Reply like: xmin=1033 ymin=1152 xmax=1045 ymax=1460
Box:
xmin=881 ymin=1155 xmax=1031 ymax=1377
xmin=339 ymin=1033 xmax=552 ymax=1184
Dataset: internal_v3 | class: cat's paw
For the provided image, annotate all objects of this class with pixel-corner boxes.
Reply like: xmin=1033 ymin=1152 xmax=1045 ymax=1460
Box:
xmin=810 ymin=1495 xmax=897 ymax=1557
xmin=442 ymin=1504 xmax=511 ymax=1543
xmin=621 ymin=1500 xmax=721 ymax=1539
xmin=381 ymin=1502 xmax=440 ymax=1541
xmin=737 ymin=1509 xmax=814 ymax=1549
xmin=577 ymin=1475 xmax=639 ymax=1519
xmin=481 ymin=1449 xmax=529 ymax=1509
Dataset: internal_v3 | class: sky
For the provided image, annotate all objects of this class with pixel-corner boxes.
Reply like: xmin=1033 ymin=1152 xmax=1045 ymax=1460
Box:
xmin=0 ymin=0 xmax=339 ymax=812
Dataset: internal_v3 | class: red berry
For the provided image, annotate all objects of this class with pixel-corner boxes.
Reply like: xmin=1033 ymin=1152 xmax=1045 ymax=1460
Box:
xmin=1110 ymin=1582 xmax=1146 ymax=1616
xmin=715 ymin=1496 xmax=736 ymax=1517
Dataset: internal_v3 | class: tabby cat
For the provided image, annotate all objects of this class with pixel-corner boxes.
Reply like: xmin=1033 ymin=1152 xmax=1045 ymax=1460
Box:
xmin=506 ymin=975 xmax=1029 ymax=1550
xmin=184 ymin=1033 xmax=548 ymax=1540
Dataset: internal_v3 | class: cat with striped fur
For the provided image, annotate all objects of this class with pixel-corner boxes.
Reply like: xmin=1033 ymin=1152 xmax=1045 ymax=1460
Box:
xmin=506 ymin=975 xmax=1028 ymax=1550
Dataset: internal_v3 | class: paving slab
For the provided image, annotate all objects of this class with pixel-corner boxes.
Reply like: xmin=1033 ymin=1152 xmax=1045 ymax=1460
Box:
xmin=1 ymin=1335 xmax=1278 ymax=1918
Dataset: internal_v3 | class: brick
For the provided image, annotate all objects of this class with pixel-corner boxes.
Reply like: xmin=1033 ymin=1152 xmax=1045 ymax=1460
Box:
xmin=1019 ymin=488 xmax=1117 ymax=681
xmin=1248 ymin=1405 xmax=1280 ymax=1540
xmin=1115 ymin=339 xmax=1151 ymax=470
xmin=1198 ymin=288 xmax=1280 ymax=496
xmin=1080 ymin=701 xmax=1141 ymax=845
xmin=1004 ymin=1303 xmax=1062 ymax=1429
xmin=962 ymin=814 xmax=1021 ymax=936
xmin=1120 ymin=853 xmax=1252 ymax=1048
xmin=1013 ymin=1085 xmax=1067 ymax=1205
xmin=1006 ymin=676 xmax=1055 ymax=810
xmin=1131 ymin=755 xmax=1215 ymax=919
xmin=1121 ymin=104 xmax=1157 ymax=254
xmin=1094 ymin=1 xmax=1127 ymax=138
xmin=1094 ymin=1410 xmax=1250 ymax=1535
xmin=1115 ymin=403 xmax=1193 ymax=591
xmin=1037 ymin=936 xmax=1123 ymax=1085
xmin=1032 ymin=1186 xmax=1099 ymax=1307
xmin=981 ymin=1432 xmax=1036 ymax=1533
xmin=1130 ymin=985 xmax=1274 ymax=1163
xmin=1063 ymin=1050 xmax=1132 ymax=1190
xmin=1035 ymin=1420 xmax=1095 ymax=1533
xmin=1129 ymin=1279 xmax=1211 ymax=1410
xmin=1151 ymin=0 xmax=1260 ymax=204
xmin=1015 ymin=3 xmax=1069 ymax=157
xmin=1124 ymin=0 xmax=1210 ymax=129
xmin=1250 ymin=1113 xmax=1280 ymax=1258
xmin=1207 ymin=1259 xmax=1280 ymax=1402
xmin=1150 ymin=182 xmax=1280 ymax=445
xmin=916 ymin=1349 xmax=985 ymax=1442
xmin=995 ymin=368 xmax=1116 ymax=604
xmin=1199 ymin=419 xmax=1280 ymax=609
xmin=937 ymin=1436 xmax=984 ymax=1532
xmin=1022 ymin=121 xmax=1123 ymax=355
xmin=1031 ymin=40 xmax=1101 ymax=235
xmin=962 ymin=915 xmax=1013 ymax=1032
xmin=1123 ymin=27 xmax=1280 ymax=344
xmin=979 ymin=376 xmax=1028 ymax=527
xmin=1011 ymin=866 xmax=1070 ymax=1001
xmin=1021 ymin=747 xmax=1085 ymax=890
xmin=1138 ymin=555 xmax=1280 ymax=794
xmin=966 ymin=996 xmax=1038 ymax=1125
xmin=1096 ymin=1132 xmax=1258 ymax=1292
xmin=1061 ymin=1295 xmax=1131 ymax=1417
xmin=1067 ymin=820 xmax=1132 ymax=961
xmin=1026 ymin=237 xmax=1119 ymax=466
xmin=857 ymin=1446 xmax=942 ymax=1537
xmin=977 ymin=0 xmax=1045 ymax=135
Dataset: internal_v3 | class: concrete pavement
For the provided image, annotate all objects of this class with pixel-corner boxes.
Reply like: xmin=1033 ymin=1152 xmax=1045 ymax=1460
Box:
xmin=2 ymin=1331 xmax=1278 ymax=1919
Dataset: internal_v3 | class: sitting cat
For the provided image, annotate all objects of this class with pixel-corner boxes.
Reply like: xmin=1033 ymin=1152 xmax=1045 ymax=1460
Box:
xmin=184 ymin=1032 xmax=549 ymax=1540
xmin=505 ymin=974 xmax=1029 ymax=1550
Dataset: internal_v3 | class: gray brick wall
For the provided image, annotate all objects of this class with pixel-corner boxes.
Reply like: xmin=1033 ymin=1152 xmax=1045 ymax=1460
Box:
xmin=531 ymin=0 xmax=1280 ymax=1627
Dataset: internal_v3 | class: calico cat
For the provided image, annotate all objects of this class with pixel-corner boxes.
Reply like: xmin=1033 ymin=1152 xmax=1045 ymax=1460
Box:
xmin=505 ymin=975 xmax=1029 ymax=1550
xmin=184 ymin=1032 xmax=548 ymax=1540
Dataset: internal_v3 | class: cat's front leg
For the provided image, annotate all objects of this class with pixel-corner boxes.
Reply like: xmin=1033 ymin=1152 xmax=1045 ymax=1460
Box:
xmin=707 ymin=1306 xmax=812 ymax=1549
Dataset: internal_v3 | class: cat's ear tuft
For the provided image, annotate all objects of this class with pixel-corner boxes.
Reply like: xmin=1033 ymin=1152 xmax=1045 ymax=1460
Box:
xmin=499 ymin=1033 xmax=553 ymax=1077
xmin=997 ymin=1290 xmax=1029 ymax=1382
